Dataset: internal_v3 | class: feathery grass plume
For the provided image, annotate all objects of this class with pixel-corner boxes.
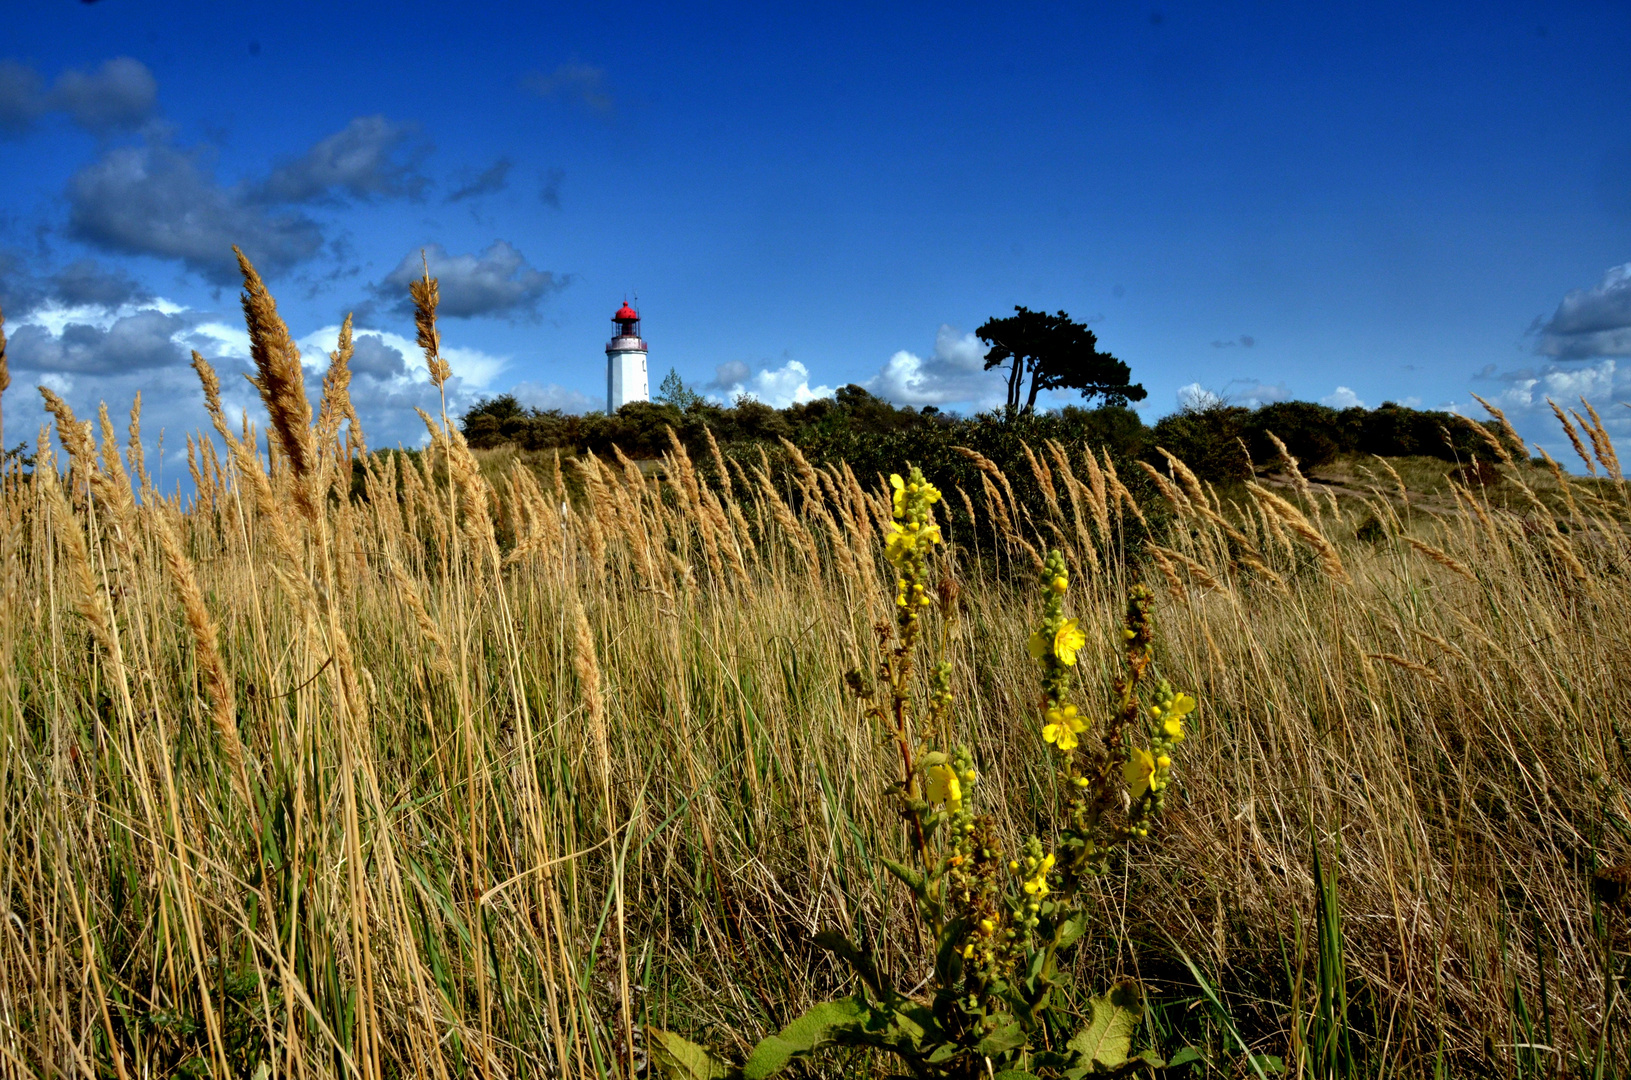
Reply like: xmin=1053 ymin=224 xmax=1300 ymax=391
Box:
xmin=0 ymin=302 xmax=8 ymax=453
xmin=753 ymin=460 xmax=820 ymax=579
xmin=1266 ymin=430 xmax=1314 ymax=504
xmin=39 ymin=387 xmax=98 ymax=478
xmin=1147 ymin=542 xmax=1228 ymax=596
xmin=410 ymin=252 xmax=451 ymax=389
xmin=185 ymin=434 xmax=205 ymax=504
xmin=387 ymin=555 xmax=457 ymax=677
xmin=1404 ymin=537 xmax=1479 ymax=584
xmin=1413 ymin=627 xmax=1469 ymax=664
xmin=1469 ymin=393 xmax=1523 ymax=466
xmin=1248 ymin=481 xmax=1350 ymax=583
xmin=1548 ymin=398 xmax=1596 ymax=475
xmin=1020 ymin=442 xmax=1061 ymax=519
xmin=1146 ymin=542 xmax=1187 ymax=601
xmin=1367 ymin=651 xmax=1443 ymax=681
xmin=38 ymin=450 xmax=120 ymax=659
xmin=1461 ymin=412 xmax=1516 ymax=468
xmin=1074 ymin=440 xmax=1113 ymax=540
xmin=1535 ymin=447 xmax=1579 ymax=518
xmin=1102 ymin=448 xmax=1147 ymax=529
xmin=317 ymin=313 xmax=358 ymax=459
xmin=1046 ymin=441 xmax=1099 ymax=571
xmin=1373 ymin=454 xmax=1409 ymax=507
xmin=126 ymin=392 xmax=149 ymax=493
xmin=1137 ymin=459 xmax=1192 ymax=516
xmin=1157 ymin=446 xmax=1211 ymax=511
xmin=1578 ymin=396 xmax=1622 ymax=479
xmin=151 ymin=502 xmax=250 ymax=802
xmin=233 ymin=246 xmax=318 ymax=523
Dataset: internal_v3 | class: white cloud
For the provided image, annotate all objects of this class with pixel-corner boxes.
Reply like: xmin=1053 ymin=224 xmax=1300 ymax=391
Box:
xmin=297 ymin=325 xmax=509 ymax=389
xmin=21 ymin=296 xmax=186 ymax=336
xmin=511 ymin=380 xmax=596 ymax=413
xmin=1176 ymin=378 xmax=1289 ymax=411
xmin=868 ymin=324 xmax=1001 ymax=410
xmin=1535 ymin=263 xmax=1631 ymax=360
xmin=709 ymin=359 xmax=833 ymax=408
xmin=1321 ymin=386 xmax=1365 ymax=409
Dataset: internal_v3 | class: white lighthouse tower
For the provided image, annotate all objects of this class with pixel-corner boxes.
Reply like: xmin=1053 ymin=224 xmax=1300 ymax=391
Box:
xmin=606 ymin=301 xmax=649 ymax=414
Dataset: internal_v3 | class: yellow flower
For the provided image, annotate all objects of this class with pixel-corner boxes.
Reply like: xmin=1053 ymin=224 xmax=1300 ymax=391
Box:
xmin=1054 ymin=620 xmax=1086 ymax=666
xmin=889 ymin=473 xmax=907 ymax=519
xmin=1042 ymin=704 xmax=1085 ymax=751
xmin=1027 ymin=629 xmax=1051 ymax=660
xmin=1162 ymin=718 xmax=1185 ymax=742
xmin=1049 ymin=574 xmax=1069 ymax=593
xmin=926 ymin=763 xmax=962 ymax=804
xmin=884 ymin=523 xmax=911 ymax=566
xmin=1168 ymin=692 xmax=1196 ymax=718
xmin=1124 ymin=747 xmax=1157 ymax=799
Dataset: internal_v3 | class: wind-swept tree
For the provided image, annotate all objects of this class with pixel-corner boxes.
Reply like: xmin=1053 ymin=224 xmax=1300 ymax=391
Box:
xmin=977 ymin=306 xmax=1146 ymax=416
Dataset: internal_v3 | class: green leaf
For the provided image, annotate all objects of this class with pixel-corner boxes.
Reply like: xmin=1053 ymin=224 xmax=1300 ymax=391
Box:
xmin=742 ymin=999 xmax=868 ymax=1079
xmin=1065 ymin=979 xmax=1145 ymax=1072
xmin=1055 ymin=911 xmax=1090 ymax=949
xmin=934 ymin=917 xmax=971 ymax=985
xmin=1167 ymin=1046 xmax=1204 ymax=1069
xmin=880 ymin=856 xmax=926 ymax=899
xmin=647 ymin=1028 xmax=738 ymax=1080
xmin=976 ymin=1020 xmax=1027 ymax=1055
xmin=1244 ymin=1054 xmax=1285 ymax=1075
xmin=993 ymin=1071 xmax=1044 ymax=1080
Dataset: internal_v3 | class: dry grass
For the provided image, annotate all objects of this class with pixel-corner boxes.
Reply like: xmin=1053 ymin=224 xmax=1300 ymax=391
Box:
xmin=0 ymin=269 xmax=1629 ymax=1080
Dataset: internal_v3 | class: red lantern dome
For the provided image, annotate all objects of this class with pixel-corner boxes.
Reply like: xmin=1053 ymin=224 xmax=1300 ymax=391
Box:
xmin=613 ymin=302 xmax=639 ymax=323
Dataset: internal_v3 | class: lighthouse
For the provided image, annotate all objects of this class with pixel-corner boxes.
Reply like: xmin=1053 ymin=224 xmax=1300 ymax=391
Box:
xmin=606 ymin=301 xmax=649 ymax=414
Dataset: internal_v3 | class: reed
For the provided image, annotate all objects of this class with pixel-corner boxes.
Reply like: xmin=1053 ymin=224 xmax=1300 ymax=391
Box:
xmin=1 ymin=264 xmax=1628 ymax=1080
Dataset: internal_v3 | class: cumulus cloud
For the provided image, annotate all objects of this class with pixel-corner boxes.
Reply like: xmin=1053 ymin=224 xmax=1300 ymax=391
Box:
xmin=1321 ymin=386 xmax=1365 ymax=409
xmin=373 ymin=241 xmax=564 ymax=320
xmin=1176 ymin=378 xmax=1288 ymax=411
xmin=0 ymin=56 xmax=156 ymax=136
xmin=868 ymin=325 xmax=1000 ymax=410
xmin=446 ymin=158 xmax=513 ymax=203
xmin=708 ymin=359 xmax=833 ymax=408
xmin=7 ymin=309 xmax=190 ymax=374
xmin=66 ymin=140 xmax=326 ymax=283
xmin=65 ymin=115 xmax=426 ymax=284
xmin=523 ymin=62 xmax=614 ymax=116
xmin=511 ymin=380 xmax=596 ymax=413
xmin=259 ymin=115 xmax=428 ymax=204
xmin=1534 ymin=263 xmax=1631 ymax=360
xmin=51 ymin=58 xmax=158 ymax=134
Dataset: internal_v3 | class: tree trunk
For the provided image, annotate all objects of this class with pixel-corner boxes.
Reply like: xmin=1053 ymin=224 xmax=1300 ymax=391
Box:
xmin=1006 ymin=358 xmax=1023 ymax=416
xmin=1023 ymin=362 xmax=1043 ymax=415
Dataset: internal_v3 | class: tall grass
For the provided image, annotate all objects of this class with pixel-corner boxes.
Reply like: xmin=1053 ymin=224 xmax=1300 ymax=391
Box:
xmin=0 ymin=261 xmax=1627 ymax=1079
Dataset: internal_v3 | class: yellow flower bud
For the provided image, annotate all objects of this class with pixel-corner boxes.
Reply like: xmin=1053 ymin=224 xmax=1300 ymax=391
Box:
xmin=1156 ymin=754 xmax=1171 ymax=769
xmin=1050 ymin=575 xmax=1069 ymax=593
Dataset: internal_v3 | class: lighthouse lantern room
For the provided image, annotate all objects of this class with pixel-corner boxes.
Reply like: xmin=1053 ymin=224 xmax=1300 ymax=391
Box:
xmin=606 ymin=301 xmax=649 ymax=414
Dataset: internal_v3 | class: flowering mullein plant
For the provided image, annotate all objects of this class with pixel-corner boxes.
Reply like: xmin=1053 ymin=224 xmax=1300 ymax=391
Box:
xmin=650 ymin=468 xmax=1196 ymax=1080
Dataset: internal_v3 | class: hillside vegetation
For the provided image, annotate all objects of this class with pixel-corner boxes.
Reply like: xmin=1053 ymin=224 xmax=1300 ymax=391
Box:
xmin=1 ymin=261 xmax=1628 ymax=1079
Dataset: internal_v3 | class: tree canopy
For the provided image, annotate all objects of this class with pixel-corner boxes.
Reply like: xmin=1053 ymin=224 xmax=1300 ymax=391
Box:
xmin=976 ymin=306 xmax=1146 ymax=416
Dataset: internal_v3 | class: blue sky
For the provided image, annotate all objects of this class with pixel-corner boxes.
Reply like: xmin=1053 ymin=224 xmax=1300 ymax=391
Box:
xmin=2 ymin=0 xmax=1629 ymax=466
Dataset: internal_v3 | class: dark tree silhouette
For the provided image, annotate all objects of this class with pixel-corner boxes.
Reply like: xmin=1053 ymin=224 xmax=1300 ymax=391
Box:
xmin=977 ymin=306 xmax=1146 ymax=416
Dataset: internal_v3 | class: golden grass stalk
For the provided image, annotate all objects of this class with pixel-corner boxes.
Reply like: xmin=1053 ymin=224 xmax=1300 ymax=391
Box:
xmin=1247 ymin=481 xmax=1350 ymax=583
xmin=1547 ymin=398 xmax=1596 ymax=475
xmin=127 ymin=392 xmax=148 ymax=493
xmin=410 ymin=253 xmax=451 ymax=389
xmin=1367 ymin=651 xmax=1442 ymax=681
xmin=234 ymin=246 xmax=318 ymax=523
xmin=151 ymin=502 xmax=250 ymax=803
xmin=1404 ymin=536 xmax=1479 ymax=584
xmin=0 ymin=302 xmax=8 ymax=454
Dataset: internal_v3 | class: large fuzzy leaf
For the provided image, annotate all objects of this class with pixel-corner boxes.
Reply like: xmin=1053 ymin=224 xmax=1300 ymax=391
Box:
xmin=1066 ymin=979 xmax=1145 ymax=1072
xmin=742 ymin=998 xmax=870 ymax=1079
xmin=647 ymin=1028 xmax=739 ymax=1079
